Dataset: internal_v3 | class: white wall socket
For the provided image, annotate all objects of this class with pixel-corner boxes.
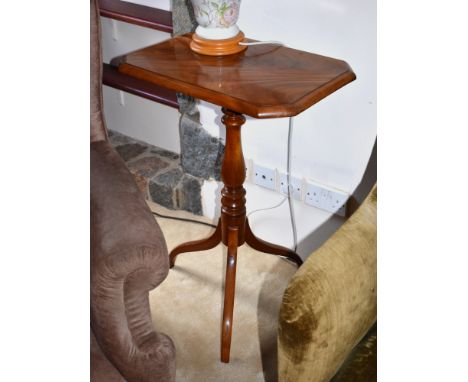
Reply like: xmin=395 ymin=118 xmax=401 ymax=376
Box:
xmin=305 ymin=180 xmax=348 ymax=217
xmin=279 ymin=173 xmax=303 ymax=200
xmin=253 ymin=164 xmax=276 ymax=191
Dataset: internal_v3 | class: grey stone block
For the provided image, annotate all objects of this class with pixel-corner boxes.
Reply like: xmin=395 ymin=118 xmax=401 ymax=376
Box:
xmin=149 ymin=167 xmax=203 ymax=215
xmin=150 ymin=147 xmax=180 ymax=161
xmin=149 ymin=168 xmax=184 ymax=210
xmin=115 ymin=143 xmax=149 ymax=161
xmin=171 ymin=0 xmax=197 ymax=36
xmin=127 ymin=156 xmax=171 ymax=178
xmin=155 ymin=168 xmax=184 ymax=187
xmin=179 ymin=113 xmax=224 ymax=180
xmin=107 ymin=129 xmax=132 ymax=146
xmin=127 ymin=156 xmax=171 ymax=194
xmin=177 ymin=93 xmax=199 ymax=116
xmin=175 ymin=174 xmax=203 ymax=215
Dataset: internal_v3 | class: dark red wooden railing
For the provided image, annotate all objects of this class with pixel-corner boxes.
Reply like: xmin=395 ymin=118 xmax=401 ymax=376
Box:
xmin=99 ymin=0 xmax=178 ymax=108
xmin=99 ymin=0 xmax=173 ymax=33
xmin=102 ymin=63 xmax=178 ymax=109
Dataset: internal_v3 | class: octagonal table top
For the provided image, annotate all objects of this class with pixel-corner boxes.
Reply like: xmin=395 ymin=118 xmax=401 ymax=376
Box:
xmin=118 ymin=34 xmax=356 ymax=118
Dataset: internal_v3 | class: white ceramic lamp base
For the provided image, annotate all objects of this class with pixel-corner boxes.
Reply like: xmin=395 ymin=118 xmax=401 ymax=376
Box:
xmin=195 ymin=25 xmax=240 ymax=40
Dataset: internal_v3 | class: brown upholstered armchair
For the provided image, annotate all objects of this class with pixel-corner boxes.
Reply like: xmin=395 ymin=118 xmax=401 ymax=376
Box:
xmin=90 ymin=1 xmax=176 ymax=381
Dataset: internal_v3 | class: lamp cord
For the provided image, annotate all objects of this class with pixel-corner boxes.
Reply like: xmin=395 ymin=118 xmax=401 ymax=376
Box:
xmin=287 ymin=117 xmax=298 ymax=252
xmin=151 ymin=210 xmax=217 ymax=228
xmin=237 ymin=39 xmax=298 ymax=252
xmin=239 ymin=41 xmax=285 ymax=46
xmin=247 ymin=195 xmax=288 ymax=218
xmin=245 ymin=116 xmax=298 ymax=253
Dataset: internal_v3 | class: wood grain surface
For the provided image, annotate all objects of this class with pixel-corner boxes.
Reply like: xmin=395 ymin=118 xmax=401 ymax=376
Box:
xmin=119 ymin=34 xmax=356 ymax=118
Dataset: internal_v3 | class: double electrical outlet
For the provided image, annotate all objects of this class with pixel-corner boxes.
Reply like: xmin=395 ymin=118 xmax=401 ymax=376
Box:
xmin=249 ymin=162 xmax=348 ymax=217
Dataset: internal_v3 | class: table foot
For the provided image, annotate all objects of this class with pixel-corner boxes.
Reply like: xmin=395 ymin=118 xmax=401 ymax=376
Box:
xmin=169 ymin=219 xmax=222 ymax=268
xmin=221 ymin=226 xmax=239 ymax=363
xmin=245 ymin=219 xmax=303 ymax=267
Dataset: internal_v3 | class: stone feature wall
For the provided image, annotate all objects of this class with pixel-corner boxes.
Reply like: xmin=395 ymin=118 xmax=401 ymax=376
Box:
xmin=107 ymin=2 xmax=226 ymax=217
xmin=109 ymin=130 xmax=204 ymax=215
xmin=171 ymin=0 xmax=197 ymax=35
xmin=172 ymin=1 xmax=225 ymax=182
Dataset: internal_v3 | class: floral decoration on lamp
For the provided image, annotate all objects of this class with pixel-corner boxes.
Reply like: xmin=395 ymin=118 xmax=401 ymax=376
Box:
xmin=193 ymin=0 xmax=240 ymax=29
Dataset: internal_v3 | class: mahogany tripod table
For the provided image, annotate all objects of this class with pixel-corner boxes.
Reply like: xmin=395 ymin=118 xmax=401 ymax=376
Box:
xmin=118 ymin=35 xmax=355 ymax=363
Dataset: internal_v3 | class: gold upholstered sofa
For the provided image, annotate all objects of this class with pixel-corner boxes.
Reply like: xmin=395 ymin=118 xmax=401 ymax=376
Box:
xmin=278 ymin=185 xmax=377 ymax=382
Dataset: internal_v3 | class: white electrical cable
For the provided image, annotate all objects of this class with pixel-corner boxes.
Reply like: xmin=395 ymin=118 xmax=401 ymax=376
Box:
xmin=239 ymin=38 xmax=297 ymax=252
xmin=239 ymin=41 xmax=285 ymax=46
xmin=287 ymin=117 xmax=298 ymax=252
xmin=246 ymin=117 xmax=298 ymax=253
xmin=247 ymin=196 xmax=288 ymax=218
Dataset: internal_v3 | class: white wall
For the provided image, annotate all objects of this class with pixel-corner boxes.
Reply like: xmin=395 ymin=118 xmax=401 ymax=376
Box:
xmin=121 ymin=0 xmax=171 ymax=10
xmin=201 ymin=0 xmax=376 ymax=256
xmin=101 ymin=0 xmax=376 ymax=258
xmin=100 ymin=17 xmax=180 ymax=153
xmin=228 ymin=0 xmax=376 ymax=192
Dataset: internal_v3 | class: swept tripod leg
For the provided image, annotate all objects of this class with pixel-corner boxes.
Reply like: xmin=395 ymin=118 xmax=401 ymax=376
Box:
xmin=245 ymin=219 xmax=303 ymax=267
xmin=221 ymin=226 xmax=238 ymax=363
xmin=169 ymin=220 xmax=222 ymax=268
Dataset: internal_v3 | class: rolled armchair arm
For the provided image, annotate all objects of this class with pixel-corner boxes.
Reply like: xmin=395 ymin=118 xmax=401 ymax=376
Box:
xmin=278 ymin=187 xmax=377 ymax=382
xmin=91 ymin=245 xmax=175 ymax=382
xmin=91 ymin=141 xmax=175 ymax=382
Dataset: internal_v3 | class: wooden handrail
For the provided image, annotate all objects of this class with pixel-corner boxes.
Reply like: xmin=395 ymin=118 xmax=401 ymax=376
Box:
xmin=103 ymin=63 xmax=178 ymax=109
xmin=99 ymin=0 xmax=173 ymax=33
xmin=98 ymin=1 xmax=177 ymax=107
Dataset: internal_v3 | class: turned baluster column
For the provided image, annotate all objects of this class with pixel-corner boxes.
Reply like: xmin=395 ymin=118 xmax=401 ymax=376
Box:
xmin=220 ymin=108 xmax=246 ymax=363
xmin=220 ymin=108 xmax=247 ymax=244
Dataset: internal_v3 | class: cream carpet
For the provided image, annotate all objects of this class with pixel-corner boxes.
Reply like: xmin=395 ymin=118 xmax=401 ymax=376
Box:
xmin=147 ymin=201 xmax=298 ymax=382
